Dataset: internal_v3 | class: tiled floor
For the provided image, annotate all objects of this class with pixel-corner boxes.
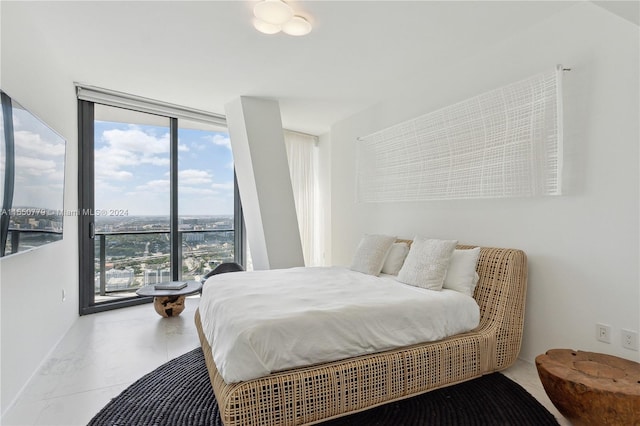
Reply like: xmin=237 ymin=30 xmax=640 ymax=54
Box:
xmin=2 ymin=296 xmax=201 ymax=426
xmin=2 ymin=296 xmax=570 ymax=425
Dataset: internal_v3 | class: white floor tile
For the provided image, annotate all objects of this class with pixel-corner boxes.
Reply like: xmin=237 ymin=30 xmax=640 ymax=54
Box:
xmin=32 ymin=383 xmax=130 ymax=426
xmin=2 ymin=297 xmax=200 ymax=425
xmin=1 ymin=399 xmax=47 ymax=426
xmin=501 ymin=359 xmax=572 ymax=426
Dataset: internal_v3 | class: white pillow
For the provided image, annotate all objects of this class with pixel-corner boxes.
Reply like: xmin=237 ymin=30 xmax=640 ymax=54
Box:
xmin=396 ymin=237 xmax=458 ymax=290
xmin=472 ymin=272 xmax=480 ymax=295
xmin=381 ymin=242 xmax=410 ymax=275
xmin=350 ymin=234 xmax=397 ymax=276
xmin=443 ymin=247 xmax=481 ymax=297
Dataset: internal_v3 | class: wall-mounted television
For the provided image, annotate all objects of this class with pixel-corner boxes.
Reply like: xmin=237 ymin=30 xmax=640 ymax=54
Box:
xmin=1 ymin=90 xmax=66 ymax=257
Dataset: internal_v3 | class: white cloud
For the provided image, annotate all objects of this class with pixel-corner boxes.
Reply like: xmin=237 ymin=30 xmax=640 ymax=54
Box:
xmin=84 ymin=125 xmax=234 ymax=215
xmin=48 ymin=183 xmax=64 ymax=191
xmin=140 ymin=156 xmax=170 ymax=166
xmin=191 ymin=143 xmax=207 ymax=151
xmin=48 ymin=170 xmax=65 ymax=182
xmin=175 ymin=181 xmax=234 ymax=201
xmin=95 ymin=179 xmax=125 ymax=193
xmin=95 ymin=126 xmax=171 ymax=178
xmin=136 ymin=179 xmax=171 ymax=193
xmin=103 ymin=170 xmax=134 ymax=181
xmin=95 ymin=147 xmax=138 ymax=180
xmin=15 ymin=156 xmax=56 ymax=176
xmin=179 ymin=169 xmax=213 ymax=185
xmin=102 ymin=126 xmax=169 ymax=155
xmin=209 ymin=134 xmax=231 ymax=150
xmin=15 ymin=185 xmax=63 ymax=210
xmin=211 ymin=182 xmax=234 ymax=191
xmin=14 ymin=130 xmax=65 ymax=157
xmin=178 ymin=185 xmax=218 ymax=195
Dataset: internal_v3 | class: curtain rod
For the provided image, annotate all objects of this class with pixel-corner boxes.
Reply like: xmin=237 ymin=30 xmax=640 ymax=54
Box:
xmin=75 ymin=83 xmax=227 ymax=126
xmin=284 ymin=129 xmax=320 ymax=141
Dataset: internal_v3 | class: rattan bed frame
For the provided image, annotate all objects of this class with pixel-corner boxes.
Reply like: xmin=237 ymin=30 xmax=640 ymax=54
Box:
xmin=195 ymin=245 xmax=527 ymax=426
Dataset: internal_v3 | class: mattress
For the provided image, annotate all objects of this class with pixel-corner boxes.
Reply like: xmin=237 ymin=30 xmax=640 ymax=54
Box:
xmin=199 ymin=266 xmax=480 ymax=383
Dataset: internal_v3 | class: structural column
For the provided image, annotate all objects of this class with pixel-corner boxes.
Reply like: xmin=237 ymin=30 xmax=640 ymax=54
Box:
xmin=225 ymin=96 xmax=304 ymax=270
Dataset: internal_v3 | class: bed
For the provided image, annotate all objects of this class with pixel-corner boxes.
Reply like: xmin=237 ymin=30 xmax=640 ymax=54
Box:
xmin=195 ymin=244 xmax=527 ymax=426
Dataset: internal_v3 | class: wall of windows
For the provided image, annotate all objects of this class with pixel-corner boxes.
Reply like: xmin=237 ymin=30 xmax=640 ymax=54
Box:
xmin=78 ymin=94 xmax=242 ymax=314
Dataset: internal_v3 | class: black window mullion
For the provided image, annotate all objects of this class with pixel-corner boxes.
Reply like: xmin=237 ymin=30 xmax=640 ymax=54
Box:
xmin=233 ymin=172 xmax=245 ymax=267
xmin=0 ymin=92 xmax=15 ymax=256
xmin=78 ymin=100 xmax=95 ymax=314
xmin=170 ymin=118 xmax=180 ymax=281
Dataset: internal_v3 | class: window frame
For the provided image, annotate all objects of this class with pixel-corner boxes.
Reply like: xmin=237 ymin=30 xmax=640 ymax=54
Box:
xmin=78 ymin=98 xmax=243 ymax=315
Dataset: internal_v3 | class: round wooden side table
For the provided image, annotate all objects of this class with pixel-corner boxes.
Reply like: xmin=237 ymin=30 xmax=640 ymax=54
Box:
xmin=535 ymin=349 xmax=640 ymax=426
xmin=136 ymin=281 xmax=202 ymax=317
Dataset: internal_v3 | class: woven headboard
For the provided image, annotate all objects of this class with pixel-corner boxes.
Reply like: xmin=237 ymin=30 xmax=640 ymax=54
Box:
xmin=395 ymin=239 xmax=528 ymax=367
xmin=461 ymin=245 xmax=528 ymax=370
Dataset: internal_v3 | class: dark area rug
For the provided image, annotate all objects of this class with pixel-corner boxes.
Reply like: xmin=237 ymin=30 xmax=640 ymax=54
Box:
xmin=89 ymin=348 xmax=559 ymax=426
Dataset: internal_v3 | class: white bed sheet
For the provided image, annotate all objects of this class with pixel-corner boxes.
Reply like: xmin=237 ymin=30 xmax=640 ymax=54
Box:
xmin=199 ymin=267 xmax=480 ymax=383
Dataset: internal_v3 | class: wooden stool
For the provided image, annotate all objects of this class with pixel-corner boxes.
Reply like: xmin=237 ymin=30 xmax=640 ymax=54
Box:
xmin=153 ymin=295 xmax=186 ymax=317
xmin=135 ymin=281 xmax=202 ymax=318
xmin=535 ymin=349 xmax=640 ymax=426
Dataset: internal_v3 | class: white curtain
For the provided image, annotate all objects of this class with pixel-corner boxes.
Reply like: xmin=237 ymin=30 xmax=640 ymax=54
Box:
xmin=284 ymin=131 xmax=322 ymax=266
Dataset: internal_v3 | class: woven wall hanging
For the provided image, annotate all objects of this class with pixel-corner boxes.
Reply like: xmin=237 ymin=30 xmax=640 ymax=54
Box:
xmin=356 ymin=66 xmax=564 ymax=202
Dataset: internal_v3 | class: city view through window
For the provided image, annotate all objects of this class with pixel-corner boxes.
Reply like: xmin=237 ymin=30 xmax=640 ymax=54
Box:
xmin=93 ymin=108 xmax=236 ymax=299
xmin=94 ymin=215 xmax=235 ymax=295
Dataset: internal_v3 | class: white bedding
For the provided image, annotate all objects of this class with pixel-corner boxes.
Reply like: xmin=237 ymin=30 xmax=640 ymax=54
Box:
xmin=199 ymin=267 xmax=480 ymax=383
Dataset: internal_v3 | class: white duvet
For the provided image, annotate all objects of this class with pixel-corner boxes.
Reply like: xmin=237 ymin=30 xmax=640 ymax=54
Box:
xmin=199 ymin=267 xmax=480 ymax=383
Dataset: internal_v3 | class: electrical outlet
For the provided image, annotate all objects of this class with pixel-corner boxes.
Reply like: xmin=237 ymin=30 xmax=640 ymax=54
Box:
xmin=596 ymin=323 xmax=611 ymax=343
xmin=621 ymin=329 xmax=638 ymax=351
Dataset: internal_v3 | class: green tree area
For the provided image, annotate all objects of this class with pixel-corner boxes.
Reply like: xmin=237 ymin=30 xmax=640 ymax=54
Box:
xmin=105 ymin=233 xmax=170 ymax=258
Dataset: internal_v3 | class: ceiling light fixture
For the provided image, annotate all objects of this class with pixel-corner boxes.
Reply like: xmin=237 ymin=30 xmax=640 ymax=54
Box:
xmin=282 ymin=15 xmax=312 ymax=36
xmin=252 ymin=0 xmax=312 ymax=36
xmin=253 ymin=0 xmax=293 ymax=26
xmin=253 ymin=18 xmax=281 ymax=35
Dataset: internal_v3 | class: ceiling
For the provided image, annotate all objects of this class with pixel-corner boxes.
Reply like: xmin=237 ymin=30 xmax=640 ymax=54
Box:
xmin=5 ymin=1 xmax=605 ymax=135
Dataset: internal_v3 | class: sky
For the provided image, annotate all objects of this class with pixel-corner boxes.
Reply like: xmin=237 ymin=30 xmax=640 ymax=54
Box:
xmin=0 ymin=100 xmax=66 ymax=212
xmin=94 ymin=120 xmax=234 ymax=217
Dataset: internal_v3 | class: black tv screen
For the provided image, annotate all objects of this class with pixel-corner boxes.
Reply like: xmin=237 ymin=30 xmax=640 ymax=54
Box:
xmin=1 ymin=90 xmax=66 ymax=256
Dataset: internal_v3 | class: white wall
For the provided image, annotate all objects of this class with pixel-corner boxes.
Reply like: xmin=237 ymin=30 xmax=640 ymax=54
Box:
xmin=327 ymin=2 xmax=639 ymax=363
xmin=0 ymin=5 xmax=79 ymax=414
